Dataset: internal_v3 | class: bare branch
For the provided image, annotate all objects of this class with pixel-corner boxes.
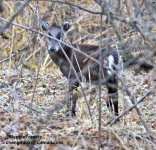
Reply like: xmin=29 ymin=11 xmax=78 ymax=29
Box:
xmin=0 ymin=0 xmax=30 ymax=35
xmin=105 ymin=86 xmax=155 ymax=126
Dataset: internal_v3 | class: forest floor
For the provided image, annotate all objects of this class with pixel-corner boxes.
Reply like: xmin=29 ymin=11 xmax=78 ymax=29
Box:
xmin=0 ymin=64 xmax=156 ymax=149
xmin=1 ymin=1 xmax=156 ymax=149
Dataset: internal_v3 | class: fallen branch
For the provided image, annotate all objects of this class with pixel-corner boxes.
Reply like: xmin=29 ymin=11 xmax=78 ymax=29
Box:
xmin=105 ymin=86 xmax=155 ymax=126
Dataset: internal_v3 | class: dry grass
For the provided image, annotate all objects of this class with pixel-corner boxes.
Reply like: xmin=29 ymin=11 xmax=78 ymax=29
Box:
xmin=0 ymin=1 xmax=156 ymax=149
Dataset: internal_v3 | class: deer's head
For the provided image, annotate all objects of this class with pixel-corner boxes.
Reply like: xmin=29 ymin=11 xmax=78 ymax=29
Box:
xmin=42 ymin=22 xmax=70 ymax=52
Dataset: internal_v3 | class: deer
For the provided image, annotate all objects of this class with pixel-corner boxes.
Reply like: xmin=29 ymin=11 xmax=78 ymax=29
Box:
xmin=42 ymin=22 xmax=119 ymax=117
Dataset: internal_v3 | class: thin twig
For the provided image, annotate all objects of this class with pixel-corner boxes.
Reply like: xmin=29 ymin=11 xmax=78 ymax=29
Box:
xmin=0 ymin=0 xmax=30 ymax=35
xmin=42 ymin=0 xmax=131 ymax=25
xmin=0 ymin=45 xmax=29 ymax=63
xmin=59 ymin=45 xmax=93 ymax=122
xmin=105 ymin=86 xmax=155 ymax=126
xmin=0 ymin=17 xmax=102 ymax=66
xmin=98 ymin=12 xmax=103 ymax=150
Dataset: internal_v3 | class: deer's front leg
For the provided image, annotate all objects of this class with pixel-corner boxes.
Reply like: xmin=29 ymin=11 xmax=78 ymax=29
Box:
xmin=71 ymin=90 xmax=78 ymax=116
xmin=67 ymin=79 xmax=79 ymax=116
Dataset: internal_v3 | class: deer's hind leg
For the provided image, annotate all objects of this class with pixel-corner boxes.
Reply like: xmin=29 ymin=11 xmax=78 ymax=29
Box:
xmin=106 ymin=75 xmax=118 ymax=116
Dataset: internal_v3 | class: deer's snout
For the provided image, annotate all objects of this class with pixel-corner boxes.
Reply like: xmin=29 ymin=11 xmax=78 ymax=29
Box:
xmin=48 ymin=41 xmax=60 ymax=52
xmin=49 ymin=47 xmax=56 ymax=52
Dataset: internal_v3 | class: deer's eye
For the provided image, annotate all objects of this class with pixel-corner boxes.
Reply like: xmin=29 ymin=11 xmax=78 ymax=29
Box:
xmin=48 ymin=32 xmax=52 ymax=40
xmin=49 ymin=32 xmax=52 ymax=36
xmin=57 ymin=33 xmax=61 ymax=40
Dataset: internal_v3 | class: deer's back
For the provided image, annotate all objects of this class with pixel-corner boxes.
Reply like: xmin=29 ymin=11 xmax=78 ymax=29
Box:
xmin=49 ymin=44 xmax=118 ymax=80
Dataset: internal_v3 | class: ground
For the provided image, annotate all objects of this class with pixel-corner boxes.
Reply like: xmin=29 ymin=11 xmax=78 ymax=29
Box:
xmin=0 ymin=64 xmax=156 ymax=149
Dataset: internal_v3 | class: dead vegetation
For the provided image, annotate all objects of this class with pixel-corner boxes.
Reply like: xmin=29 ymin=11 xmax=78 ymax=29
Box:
xmin=0 ymin=0 xmax=156 ymax=149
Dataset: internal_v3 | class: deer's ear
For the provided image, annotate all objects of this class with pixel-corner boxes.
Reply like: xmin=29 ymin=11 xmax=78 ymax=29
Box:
xmin=62 ymin=22 xmax=70 ymax=31
xmin=42 ymin=22 xmax=49 ymax=31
